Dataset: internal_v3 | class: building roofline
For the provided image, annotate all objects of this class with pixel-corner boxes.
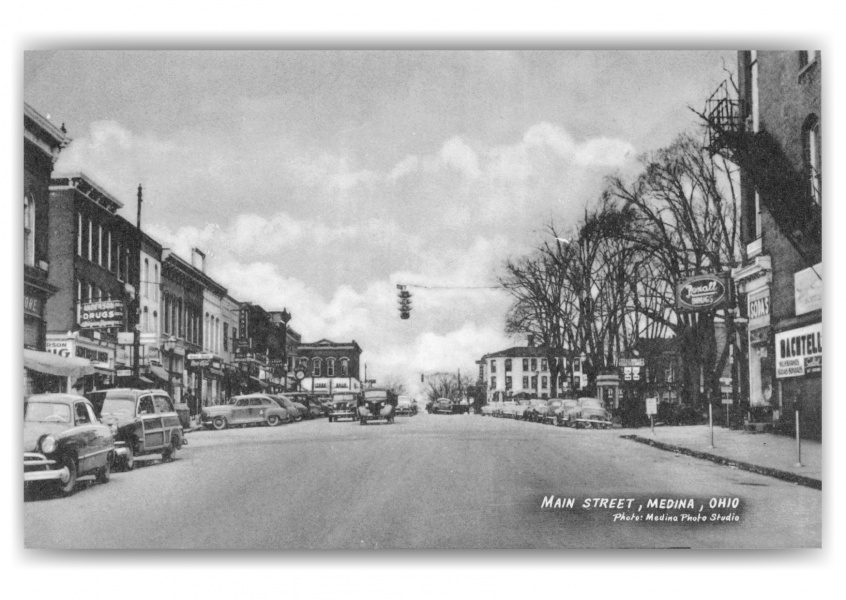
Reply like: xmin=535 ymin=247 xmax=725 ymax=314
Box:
xmin=50 ymin=172 xmax=124 ymax=212
xmin=24 ymin=102 xmax=69 ymax=147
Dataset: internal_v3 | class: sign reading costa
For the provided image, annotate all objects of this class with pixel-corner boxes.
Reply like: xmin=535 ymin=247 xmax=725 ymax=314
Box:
xmin=78 ymin=300 xmax=124 ymax=329
xmin=676 ymin=274 xmax=729 ymax=312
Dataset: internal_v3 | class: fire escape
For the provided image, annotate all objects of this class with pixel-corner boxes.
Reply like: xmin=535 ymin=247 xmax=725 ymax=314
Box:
xmin=704 ymin=80 xmax=821 ymax=267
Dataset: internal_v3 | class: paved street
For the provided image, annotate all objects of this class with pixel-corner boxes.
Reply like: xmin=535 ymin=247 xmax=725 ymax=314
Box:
xmin=23 ymin=412 xmax=821 ymax=549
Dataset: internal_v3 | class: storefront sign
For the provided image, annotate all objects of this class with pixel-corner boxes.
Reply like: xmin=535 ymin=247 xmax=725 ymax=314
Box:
xmin=775 ymin=323 xmax=822 ymax=378
xmin=187 ymin=352 xmax=215 ymax=361
xmin=747 ymin=288 xmax=770 ymax=328
xmin=676 ymin=274 xmax=729 ymax=312
xmin=618 ymin=358 xmax=645 ymax=367
xmin=78 ymin=300 xmax=124 ymax=329
xmin=239 ymin=307 xmax=249 ymax=339
xmin=794 ymin=263 xmax=822 ymax=316
xmin=24 ymin=295 xmax=43 ymax=318
xmin=46 ymin=339 xmax=73 ymax=358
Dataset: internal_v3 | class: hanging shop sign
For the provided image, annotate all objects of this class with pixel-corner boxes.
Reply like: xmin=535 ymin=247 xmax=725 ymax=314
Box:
xmin=747 ymin=288 xmax=771 ymax=328
xmin=617 ymin=358 xmax=645 ymax=367
xmin=676 ymin=274 xmax=729 ymax=312
xmin=775 ymin=322 xmax=822 ymax=378
xmin=78 ymin=300 xmax=124 ymax=329
xmin=794 ymin=262 xmax=822 ymax=316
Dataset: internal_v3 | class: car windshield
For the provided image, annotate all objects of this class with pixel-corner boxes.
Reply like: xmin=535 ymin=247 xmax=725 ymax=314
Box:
xmin=25 ymin=402 xmax=71 ymax=423
xmin=100 ymin=397 xmax=136 ymax=417
xmin=364 ymin=391 xmax=387 ymax=400
xmin=579 ymin=398 xmax=603 ymax=409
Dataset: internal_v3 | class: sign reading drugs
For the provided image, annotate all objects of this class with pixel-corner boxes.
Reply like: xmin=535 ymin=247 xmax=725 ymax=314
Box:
xmin=78 ymin=300 xmax=124 ymax=329
xmin=676 ymin=274 xmax=729 ymax=312
xmin=775 ymin=323 xmax=822 ymax=378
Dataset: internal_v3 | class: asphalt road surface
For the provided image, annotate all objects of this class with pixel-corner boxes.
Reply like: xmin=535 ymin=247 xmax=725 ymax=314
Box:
xmin=23 ymin=412 xmax=821 ymax=549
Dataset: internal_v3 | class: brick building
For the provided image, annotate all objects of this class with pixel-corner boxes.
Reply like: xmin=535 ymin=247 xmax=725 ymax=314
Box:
xmin=295 ymin=339 xmax=362 ymax=394
xmin=710 ymin=51 xmax=822 ymax=439
xmin=44 ymin=173 xmax=142 ymax=393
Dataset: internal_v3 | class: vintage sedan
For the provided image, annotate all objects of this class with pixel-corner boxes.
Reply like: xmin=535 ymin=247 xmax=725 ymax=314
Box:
xmin=480 ymin=402 xmax=497 ymax=417
xmin=395 ymin=396 xmax=418 ymax=416
xmin=24 ymin=393 xmax=115 ymax=496
xmin=499 ymin=400 xmax=525 ymax=419
xmin=568 ymin=397 xmax=613 ymax=429
xmin=521 ymin=399 xmax=550 ymax=422
xmin=270 ymin=395 xmax=308 ymax=421
xmin=327 ymin=392 xmax=358 ymax=422
xmin=97 ymin=388 xmax=185 ymax=469
xmin=202 ymin=394 xmax=291 ymax=430
xmin=554 ymin=399 xmax=581 ymax=426
xmin=541 ymin=398 xmax=567 ymax=424
xmin=432 ymin=397 xmax=455 ymax=415
xmin=357 ymin=388 xmax=397 ymax=425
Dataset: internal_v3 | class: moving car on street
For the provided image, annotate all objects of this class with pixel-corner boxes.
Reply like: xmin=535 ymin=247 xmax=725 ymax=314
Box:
xmin=395 ymin=396 xmax=418 ymax=416
xmin=357 ymin=388 xmax=397 ymax=425
xmin=24 ymin=393 xmax=116 ymax=496
xmin=202 ymin=394 xmax=292 ymax=430
xmin=432 ymin=397 xmax=455 ymax=415
xmin=327 ymin=392 xmax=358 ymax=422
xmin=96 ymin=388 xmax=185 ymax=469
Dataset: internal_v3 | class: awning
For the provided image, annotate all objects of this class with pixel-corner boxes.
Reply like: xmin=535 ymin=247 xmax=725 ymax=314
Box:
xmin=23 ymin=348 xmax=96 ymax=379
xmin=250 ymin=376 xmax=268 ymax=389
xmin=206 ymin=368 xmax=225 ymax=378
xmin=149 ymin=365 xmax=170 ymax=382
xmin=138 ymin=375 xmax=154 ymax=384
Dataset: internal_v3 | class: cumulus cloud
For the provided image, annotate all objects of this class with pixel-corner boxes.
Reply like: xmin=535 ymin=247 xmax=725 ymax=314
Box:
xmin=439 ymin=136 xmax=481 ymax=179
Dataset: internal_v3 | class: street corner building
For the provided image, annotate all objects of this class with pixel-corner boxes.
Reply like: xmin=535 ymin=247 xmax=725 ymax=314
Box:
xmin=708 ymin=51 xmax=822 ymax=440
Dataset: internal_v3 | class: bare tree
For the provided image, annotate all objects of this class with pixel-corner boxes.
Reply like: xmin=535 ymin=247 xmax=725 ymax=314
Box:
xmin=380 ymin=375 xmax=408 ymax=397
xmin=423 ymin=372 xmax=474 ymax=403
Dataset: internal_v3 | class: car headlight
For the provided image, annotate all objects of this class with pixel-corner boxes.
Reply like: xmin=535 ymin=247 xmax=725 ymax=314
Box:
xmin=40 ymin=434 xmax=57 ymax=455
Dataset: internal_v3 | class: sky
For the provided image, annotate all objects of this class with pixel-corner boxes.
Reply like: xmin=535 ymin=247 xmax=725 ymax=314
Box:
xmin=24 ymin=50 xmax=736 ymax=395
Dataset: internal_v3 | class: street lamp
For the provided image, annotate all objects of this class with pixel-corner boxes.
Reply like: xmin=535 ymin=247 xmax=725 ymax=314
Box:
xmin=162 ymin=335 xmax=177 ymax=398
xmin=279 ymin=308 xmax=291 ymax=392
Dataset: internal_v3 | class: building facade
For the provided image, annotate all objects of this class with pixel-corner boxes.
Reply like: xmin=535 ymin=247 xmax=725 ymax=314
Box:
xmin=295 ymin=339 xmax=362 ymax=394
xmin=716 ymin=51 xmax=822 ymax=439
xmin=45 ymin=173 xmax=142 ymax=393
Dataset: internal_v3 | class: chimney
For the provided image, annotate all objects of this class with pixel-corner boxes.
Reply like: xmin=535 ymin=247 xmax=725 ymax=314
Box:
xmin=527 ymin=334 xmax=535 ymax=347
xmin=191 ymin=248 xmax=206 ymax=272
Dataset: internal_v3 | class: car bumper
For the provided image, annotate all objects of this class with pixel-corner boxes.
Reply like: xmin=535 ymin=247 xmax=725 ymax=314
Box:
xmin=23 ymin=452 xmax=70 ymax=483
xmin=330 ymin=411 xmax=356 ymax=419
xmin=114 ymin=441 xmax=131 ymax=458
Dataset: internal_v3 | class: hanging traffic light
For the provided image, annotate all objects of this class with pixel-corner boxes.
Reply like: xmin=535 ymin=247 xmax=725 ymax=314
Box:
xmin=397 ymin=284 xmax=412 ymax=319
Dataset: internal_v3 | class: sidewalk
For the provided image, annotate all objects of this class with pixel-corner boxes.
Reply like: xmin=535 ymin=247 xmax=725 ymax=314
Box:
xmin=617 ymin=424 xmax=822 ymax=489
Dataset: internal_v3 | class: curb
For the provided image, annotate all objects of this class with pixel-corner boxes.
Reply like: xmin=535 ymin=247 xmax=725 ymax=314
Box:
xmin=620 ymin=434 xmax=822 ymax=491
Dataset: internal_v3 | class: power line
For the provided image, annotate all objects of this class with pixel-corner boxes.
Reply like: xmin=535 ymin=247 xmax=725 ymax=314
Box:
xmin=400 ymin=283 xmax=501 ymax=290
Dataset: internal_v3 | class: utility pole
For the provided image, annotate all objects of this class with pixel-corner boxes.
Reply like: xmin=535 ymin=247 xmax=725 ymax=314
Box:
xmin=133 ymin=184 xmax=143 ymax=382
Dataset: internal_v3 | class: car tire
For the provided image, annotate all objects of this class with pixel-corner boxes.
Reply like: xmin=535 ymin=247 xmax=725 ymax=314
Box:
xmin=55 ymin=454 xmax=77 ymax=497
xmin=162 ymin=434 xmax=178 ymax=462
xmin=212 ymin=416 xmax=227 ymax=430
xmin=96 ymin=453 xmax=112 ymax=484
xmin=267 ymin=415 xmax=281 ymax=427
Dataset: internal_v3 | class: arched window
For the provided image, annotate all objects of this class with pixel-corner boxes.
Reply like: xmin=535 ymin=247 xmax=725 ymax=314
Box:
xmin=327 ymin=358 xmax=335 ymax=377
xmin=143 ymin=306 xmax=149 ymax=332
xmin=24 ymin=194 xmax=35 ymax=266
xmin=312 ymin=357 xmax=322 ymax=377
xmin=153 ymin=264 xmax=159 ymax=301
xmin=299 ymin=357 xmax=308 ymax=369
xmin=144 ymin=258 xmax=150 ymax=298
xmin=803 ymin=114 xmax=821 ymax=205
xmin=340 ymin=358 xmax=350 ymax=376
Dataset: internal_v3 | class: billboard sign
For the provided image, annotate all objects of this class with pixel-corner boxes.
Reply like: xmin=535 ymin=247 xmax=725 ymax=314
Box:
xmin=78 ymin=300 xmax=125 ymax=329
xmin=775 ymin=323 xmax=822 ymax=378
xmin=676 ymin=274 xmax=729 ymax=312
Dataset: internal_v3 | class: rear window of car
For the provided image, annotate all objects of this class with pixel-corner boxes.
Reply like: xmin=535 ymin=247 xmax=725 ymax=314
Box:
xmin=153 ymin=395 xmax=174 ymax=413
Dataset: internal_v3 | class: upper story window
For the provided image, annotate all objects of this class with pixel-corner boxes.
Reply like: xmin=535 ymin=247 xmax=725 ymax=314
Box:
xmin=541 ymin=358 xmax=548 ymax=371
xmin=490 ymin=360 xmax=497 ymax=373
xmin=505 ymin=359 xmax=512 ymax=372
xmin=522 ymin=358 xmax=529 ymax=371
xmin=803 ymin=114 xmax=822 ymax=206
xmin=522 ymin=376 xmax=529 ymax=388
xmin=530 ymin=358 xmax=537 ymax=371
xmin=143 ymin=259 xmax=150 ymax=298
xmin=312 ymin=357 xmax=322 ymax=377
xmin=340 ymin=357 xmax=350 ymax=376
xmin=24 ymin=194 xmax=35 ymax=266
xmin=327 ymin=358 xmax=335 ymax=377
xmin=490 ymin=376 xmax=496 ymax=389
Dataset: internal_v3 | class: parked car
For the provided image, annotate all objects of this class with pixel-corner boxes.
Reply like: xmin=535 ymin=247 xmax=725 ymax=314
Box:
xmin=542 ymin=398 xmax=567 ymax=424
xmin=327 ymin=392 xmax=358 ymax=422
xmin=96 ymin=388 xmax=185 ymax=469
xmin=24 ymin=393 xmax=116 ymax=496
xmin=568 ymin=397 xmax=613 ymax=429
xmin=202 ymin=394 xmax=291 ymax=430
xmin=270 ymin=395 xmax=308 ymax=421
xmin=554 ymin=399 xmax=581 ymax=426
xmin=521 ymin=399 xmax=549 ymax=422
xmin=395 ymin=396 xmax=418 ymax=416
xmin=357 ymin=388 xmax=397 ymax=425
xmin=480 ymin=402 xmax=496 ymax=417
xmin=499 ymin=400 xmax=524 ymax=419
xmin=284 ymin=392 xmax=325 ymax=419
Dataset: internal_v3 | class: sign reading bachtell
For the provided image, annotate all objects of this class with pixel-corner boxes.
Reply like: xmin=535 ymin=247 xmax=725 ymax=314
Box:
xmin=79 ymin=300 xmax=125 ymax=329
xmin=676 ymin=274 xmax=729 ymax=312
